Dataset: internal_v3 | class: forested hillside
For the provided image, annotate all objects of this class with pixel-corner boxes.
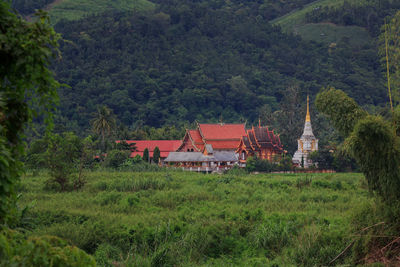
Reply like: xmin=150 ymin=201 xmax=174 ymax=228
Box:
xmin=51 ymin=0 xmax=387 ymax=133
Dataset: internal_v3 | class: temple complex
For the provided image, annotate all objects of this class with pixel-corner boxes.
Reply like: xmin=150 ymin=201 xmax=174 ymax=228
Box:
xmin=165 ymin=123 xmax=246 ymax=170
xmin=236 ymin=124 xmax=284 ymax=167
xmin=121 ymin=122 xmax=287 ymax=171
xmin=292 ymin=95 xmax=318 ymax=168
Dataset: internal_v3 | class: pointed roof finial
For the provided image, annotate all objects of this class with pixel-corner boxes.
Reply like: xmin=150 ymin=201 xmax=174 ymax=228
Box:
xmin=258 ymin=117 xmax=261 ymax=127
xmin=306 ymin=95 xmax=311 ymax=122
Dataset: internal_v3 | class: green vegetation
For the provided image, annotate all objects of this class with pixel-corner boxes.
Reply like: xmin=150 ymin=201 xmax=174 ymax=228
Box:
xmin=271 ymin=0 xmax=352 ymax=32
xmin=19 ymin=170 xmax=372 ymax=265
xmin=296 ymin=23 xmax=372 ymax=46
xmin=12 ymin=0 xmax=156 ymax=24
xmin=52 ymin=0 xmax=386 ymax=147
xmin=272 ymin=0 xmax=399 ymax=45
xmin=0 ymin=0 xmax=60 ymax=225
xmin=0 ymin=1 xmax=93 ymax=264
xmin=305 ymin=0 xmax=400 ymax=36
xmin=11 ymin=0 xmax=54 ymax=15
xmin=316 ymin=87 xmax=400 ymax=263
xmin=316 ymin=87 xmax=400 ymax=203
xmin=48 ymin=0 xmax=155 ymax=24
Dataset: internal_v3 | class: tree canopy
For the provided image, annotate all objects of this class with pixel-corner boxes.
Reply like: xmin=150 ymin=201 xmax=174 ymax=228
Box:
xmin=0 ymin=2 xmax=60 ymax=224
xmin=316 ymin=87 xmax=400 ymax=203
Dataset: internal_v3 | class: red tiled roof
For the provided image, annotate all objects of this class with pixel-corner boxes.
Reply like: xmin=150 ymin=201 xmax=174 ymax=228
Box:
xmin=189 ymin=130 xmax=203 ymax=144
xmin=117 ymin=140 xmax=182 ymax=158
xmin=240 ymin=126 xmax=283 ymax=152
xmin=188 ymin=129 xmax=204 ymax=150
xmin=198 ymin=124 xmax=246 ymax=140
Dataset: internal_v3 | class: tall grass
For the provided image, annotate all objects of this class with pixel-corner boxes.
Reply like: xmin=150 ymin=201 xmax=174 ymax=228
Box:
xmin=19 ymin=171 xmax=371 ymax=266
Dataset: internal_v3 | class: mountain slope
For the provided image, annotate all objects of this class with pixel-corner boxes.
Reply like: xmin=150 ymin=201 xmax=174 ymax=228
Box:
xmin=271 ymin=0 xmax=399 ymax=45
xmin=48 ymin=0 xmax=155 ymax=24
xmin=52 ymin=2 xmax=386 ymax=132
xmin=12 ymin=0 xmax=155 ymax=24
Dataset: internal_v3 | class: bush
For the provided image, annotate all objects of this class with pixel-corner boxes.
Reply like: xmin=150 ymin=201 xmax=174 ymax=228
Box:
xmin=110 ymin=176 xmax=167 ymax=192
xmin=0 ymin=229 xmax=95 ymax=266
xmin=245 ymin=156 xmax=276 ymax=173
xmin=290 ymin=224 xmax=347 ymax=266
xmin=94 ymin=243 xmax=123 ymax=266
xmin=45 ymin=132 xmax=83 ymax=191
xmin=104 ymin=149 xmax=130 ymax=168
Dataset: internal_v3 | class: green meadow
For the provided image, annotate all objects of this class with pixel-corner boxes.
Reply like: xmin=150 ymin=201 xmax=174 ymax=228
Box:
xmin=271 ymin=0 xmax=372 ymax=46
xmin=18 ymin=170 xmax=372 ymax=266
xmin=295 ymin=23 xmax=372 ymax=46
xmin=271 ymin=0 xmax=368 ymax=32
xmin=47 ymin=0 xmax=155 ymax=24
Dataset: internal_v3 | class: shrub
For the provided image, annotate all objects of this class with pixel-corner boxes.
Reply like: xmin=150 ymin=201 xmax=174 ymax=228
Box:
xmin=105 ymin=149 xmax=130 ymax=168
xmin=296 ymin=175 xmax=312 ymax=189
xmin=94 ymin=243 xmax=123 ymax=266
xmin=110 ymin=176 xmax=167 ymax=192
xmin=0 ymin=229 xmax=95 ymax=266
xmin=249 ymin=216 xmax=300 ymax=256
xmin=245 ymin=156 xmax=276 ymax=173
xmin=45 ymin=132 xmax=83 ymax=191
xmin=290 ymin=224 xmax=347 ymax=266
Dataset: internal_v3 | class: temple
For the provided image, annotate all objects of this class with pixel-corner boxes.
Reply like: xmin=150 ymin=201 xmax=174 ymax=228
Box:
xmin=165 ymin=123 xmax=246 ymax=170
xmin=236 ymin=124 xmax=284 ymax=167
xmin=292 ymin=95 xmax=318 ymax=168
xmin=177 ymin=123 xmax=246 ymax=152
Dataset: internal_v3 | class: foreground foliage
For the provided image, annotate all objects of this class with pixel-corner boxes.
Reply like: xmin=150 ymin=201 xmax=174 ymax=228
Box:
xmin=1 ymin=3 xmax=94 ymax=265
xmin=19 ymin=170 xmax=374 ymax=266
xmin=0 ymin=228 xmax=95 ymax=266
xmin=316 ymin=87 xmax=400 ymax=264
xmin=0 ymin=0 xmax=60 ymax=226
xmin=316 ymin=87 xmax=400 ymax=203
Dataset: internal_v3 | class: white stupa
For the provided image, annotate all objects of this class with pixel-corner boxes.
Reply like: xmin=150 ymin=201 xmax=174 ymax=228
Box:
xmin=292 ymin=95 xmax=318 ymax=168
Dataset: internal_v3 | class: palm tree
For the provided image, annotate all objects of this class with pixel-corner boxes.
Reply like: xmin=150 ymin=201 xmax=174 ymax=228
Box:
xmin=91 ymin=105 xmax=116 ymax=152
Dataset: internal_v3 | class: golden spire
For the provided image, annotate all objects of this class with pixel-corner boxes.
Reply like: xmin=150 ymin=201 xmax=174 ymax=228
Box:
xmin=306 ymin=95 xmax=310 ymax=122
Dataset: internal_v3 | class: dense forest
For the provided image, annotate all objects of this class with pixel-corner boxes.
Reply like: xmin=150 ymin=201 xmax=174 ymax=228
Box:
xmin=51 ymin=0 xmax=387 ymax=132
xmin=11 ymin=0 xmax=54 ymax=15
xmin=10 ymin=0 xmax=396 ymax=154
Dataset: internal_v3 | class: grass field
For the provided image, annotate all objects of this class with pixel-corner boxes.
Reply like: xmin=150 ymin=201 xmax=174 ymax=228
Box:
xmin=18 ymin=170 xmax=373 ymax=266
xmin=46 ymin=0 xmax=155 ymax=24
xmin=295 ymin=23 xmax=372 ymax=46
xmin=271 ymin=0 xmax=368 ymax=32
xmin=270 ymin=0 xmax=372 ymax=46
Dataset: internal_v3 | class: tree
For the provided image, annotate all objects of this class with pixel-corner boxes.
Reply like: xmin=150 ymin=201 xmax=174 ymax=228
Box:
xmin=271 ymin=85 xmax=304 ymax=155
xmin=316 ymin=87 xmax=400 ymax=203
xmin=379 ymin=11 xmax=400 ymax=104
xmin=309 ymin=149 xmax=334 ymax=170
xmin=315 ymin=87 xmax=367 ymax=137
xmin=116 ymin=141 xmax=136 ymax=151
xmin=143 ymin=148 xmax=149 ymax=163
xmin=45 ymin=133 xmax=83 ymax=191
xmin=153 ymin=146 xmax=160 ymax=164
xmin=0 ymin=3 xmax=94 ymax=264
xmin=104 ymin=149 xmax=130 ymax=169
xmin=0 ymin=2 xmax=60 ymax=224
xmin=91 ymin=105 xmax=116 ymax=152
